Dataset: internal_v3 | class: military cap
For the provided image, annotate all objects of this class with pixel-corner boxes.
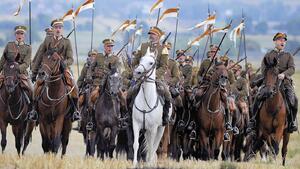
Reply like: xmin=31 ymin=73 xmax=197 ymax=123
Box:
xmin=220 ymin=55 xmax=229 ymax=62
xmin=273 ymin=32 xmax=287 ymax=41
xmin=185 ymin=55 xmax=194 ymax=61
xmin=51 ymin=18 xmax=64 ymax=27
xmin=44 ymin=27 xmax=53 ymax=32
xmin=246 ymin=63 xmax=252 ymax=69
xmin=148 ymin=26 xmax=164 ymax=37
xmin=14 ymin=25 xmax=27 ymax=33
xmin=209 ymin=44 xmax=220 ymax=52
xmin=88 ymin=49 xmax=98 ymax=56
xmin=175 ymin=49 xmax=186 ymax=60
xmin=102 ymin=38 xmax=115 ymax=46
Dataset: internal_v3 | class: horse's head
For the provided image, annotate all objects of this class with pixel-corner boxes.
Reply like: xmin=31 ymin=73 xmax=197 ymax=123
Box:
xmin=37 ymin=54 xmax=61 ymax=81
xmin=263 ymin=56 xmax=279 ymax=97
xmin=211 ymin=62 xmax=228 ymax=88
xmin=134 ymin=47 xmax=156 ymax=79
xmin=107 ymin=68 xmax=121 ymax=96
xmin=3 ymin=61 xmax=20 ymax=93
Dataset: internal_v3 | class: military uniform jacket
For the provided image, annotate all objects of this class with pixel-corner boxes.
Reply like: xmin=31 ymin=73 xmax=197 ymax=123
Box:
xmin=165 ymin=59 xmax=180 ymax=86
xmin=197 ymin=58 xmax=214 ymax=81
xmin=32 ymin=36 xmax=73 ymax=74
xmin=0 ymin=41 xmax=31 ymax=75
xmin=179 ymin=64 xmax=193 ymax=88
xmin=232 ymin=76 xmax=248 ymax=100
xmin=94 ymin=52 xmax=121 ymax=85
xmin=77 ymin=62 xmax=100 ymax=88
xmin=261 ymin=49 xmax=295 ymax=78
xmin=228 ymin=69 xmax=235 ymax=85
xmin=132 ymin=42 xmax=168 ymax=80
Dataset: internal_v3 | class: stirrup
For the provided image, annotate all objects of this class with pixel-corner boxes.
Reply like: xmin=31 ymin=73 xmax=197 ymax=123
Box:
xmin=28 ymin=110 xmax=38 ymax=122
xmin=189 ymin=130 xmax=196 ymax=140
xmin=86 ymin=122 xmax=94 ymax=131
xmin=233 ymin=126 xmax=239 ymax=135
xmin=72 ymin=111 xmax=81 ymax=121
xmin=224 ymin=132 xmax=230 ymax=142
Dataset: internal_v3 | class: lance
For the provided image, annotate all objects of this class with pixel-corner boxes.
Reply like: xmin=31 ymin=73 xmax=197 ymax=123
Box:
xmin=156 ymin=8 xmax=161 ymax=27
xmin=172 ymin=8 xmax=180 ymax=59
xmin=66 ymin=28 xmax=75 ymax=38
xmin=28 ymin=0 xmax=32 ymax=70
xmin=72 ymin=1 xmax=80 ymax=77
xmin=203 ymin=20 xmax=232 ymax=78
xmin=90 ymin=0 xmax=95 ymax=50
xmin=227 ymin=57 xmax=247 ymax=70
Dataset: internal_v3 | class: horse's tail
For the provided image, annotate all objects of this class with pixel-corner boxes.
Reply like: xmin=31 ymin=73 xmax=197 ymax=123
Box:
xmin=103 ymin=127 xmax=111 ymax=140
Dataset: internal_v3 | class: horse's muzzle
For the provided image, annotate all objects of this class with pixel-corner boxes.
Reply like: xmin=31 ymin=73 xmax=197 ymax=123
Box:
xmin=219 ymin=75 xmax=228 ymax=87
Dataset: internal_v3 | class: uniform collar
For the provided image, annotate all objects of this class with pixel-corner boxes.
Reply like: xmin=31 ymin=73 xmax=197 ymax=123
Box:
xmin=53 ymin=35 xmax=63 ymax=41
xmin=274 ymin=47 xmax=284 ymax=53
xmin=15 ymin=41 xmax=24 ymax=46
xmin=105 ymin=53 xmax=112 ymax=57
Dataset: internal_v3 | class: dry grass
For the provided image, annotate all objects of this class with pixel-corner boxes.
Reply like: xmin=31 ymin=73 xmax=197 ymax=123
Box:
xmin=0 ymin=72 xmax=300 ymax=169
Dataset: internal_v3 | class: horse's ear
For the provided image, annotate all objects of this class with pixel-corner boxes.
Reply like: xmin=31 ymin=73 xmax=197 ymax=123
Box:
xmin=146 ymin=47 xmax=151 ymax=56
xmin=263 ymin=57 xmax=268 ymax=67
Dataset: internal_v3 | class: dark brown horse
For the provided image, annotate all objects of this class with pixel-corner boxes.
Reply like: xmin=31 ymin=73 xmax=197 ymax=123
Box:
xmin=95 ymin=68 xmax=121 ymax=160
xmin=196 ymin=64 xmax=228 ymax=160
xmin=0 ymin=61 xmax=31 ymax=155
xmin=244 ymin=56 xmax=290 ymax=165
xmin=35 ymin=55 xmax=72 ymax=156
xmin=79 ymin=84 xmax=97 ymax=156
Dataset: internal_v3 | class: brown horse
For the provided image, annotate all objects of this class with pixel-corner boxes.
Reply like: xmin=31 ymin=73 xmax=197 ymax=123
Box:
xmin=196 ymin=63 xmax=228 ymax=160
xmin=0 ymin=61 xmax=31 ymax=155
xmin=95 ymin=68 xmax=121 ymax=160
xmin=244 ymin=56 xmax=290 ymax=166
xmin=35 ymin=55 xmax=72 ymax=156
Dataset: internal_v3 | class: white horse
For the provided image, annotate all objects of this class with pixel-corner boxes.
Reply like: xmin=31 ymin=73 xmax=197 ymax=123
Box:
xmin=132 ymin=47 xmax=171 ymax=167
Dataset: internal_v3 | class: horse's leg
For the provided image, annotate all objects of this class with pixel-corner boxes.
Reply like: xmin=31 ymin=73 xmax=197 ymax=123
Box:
xmin=22 ymin=121 xmax=35 ymax=155
xmin=0 ymin=119 xmax=8 ymax=153
xmin=52 ymin=114 xmax=65 ymax=154
xmin=213 ymin=129 xmax=223 ymax=160
xmin=132 ymin=121 xmax=140 ymax=167
xmin=160 ymin=125 xmax=169 ymax=159
xmin=126 ymin=126 xmax=134 ymax=161
xmin=199 ymin=129 xmax=209 ymax=161
xmin=96 ymin=125 xmax=105 ymax=160
xmin=144 ymin=128 xmax=157 ymax=166
xmin=109 ymin=126 xmax=118 ymax=159
xmin=89 ymin=131 xmax=97 ymax=157
xmin=281 ymin=131 xmax=290 ymax=166
xmin=11 ymin=124 xmax=24 ymax=156
xmin=61 ymin=118 xmax=72 ymax=157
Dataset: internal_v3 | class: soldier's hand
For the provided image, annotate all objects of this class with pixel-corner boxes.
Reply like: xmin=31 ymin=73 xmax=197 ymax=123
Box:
xmin=278 ymin=73 xmax=285 ymax=80
xmin=60 ymin=60 xmax=66 ymax=72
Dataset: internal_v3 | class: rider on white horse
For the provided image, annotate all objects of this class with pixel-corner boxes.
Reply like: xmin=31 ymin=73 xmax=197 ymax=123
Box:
xmin=127 ymin=26 xmax=171 ymax=126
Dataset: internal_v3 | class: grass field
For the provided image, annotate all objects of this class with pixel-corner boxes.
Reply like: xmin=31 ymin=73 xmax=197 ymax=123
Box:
xmin=0 ymin=72 xmax=300 ymax=169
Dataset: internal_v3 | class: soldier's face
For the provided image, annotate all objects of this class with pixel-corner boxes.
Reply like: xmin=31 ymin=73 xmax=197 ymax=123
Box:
xmin=149 ymin=33 xmax=159 ymax=43
xmin=90 ymin=54 xmax=97 ymax=63
xmin=274 ymin=38 xmax=286 ymax=50
xmin=104 ymin=44 xmax=113 ymax=54
xmin=15 ymin=31 xmax=25 ymax=42
xmin=53 ymin=24 xmax=63 ymax=37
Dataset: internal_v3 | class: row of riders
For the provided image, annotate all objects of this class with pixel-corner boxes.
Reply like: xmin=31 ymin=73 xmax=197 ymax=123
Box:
xmin=0 ymin=18 xmax=297 ymax=164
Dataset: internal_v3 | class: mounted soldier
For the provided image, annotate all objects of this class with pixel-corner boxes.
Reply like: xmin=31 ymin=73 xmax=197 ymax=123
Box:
xmin=0 ymin=25 xmax=33 ymax=109
xmin=88 ymin=38 xmax=121 ymax=111
xmin=247 ymin=32 xmax=298 ymax=134
xmin=194 ymin=44 xmax=234 ymax=141
xmin=127 ymin=26 xmax=171 ymax=126
xmin=30 ymin=19 xmax=80 ymax=121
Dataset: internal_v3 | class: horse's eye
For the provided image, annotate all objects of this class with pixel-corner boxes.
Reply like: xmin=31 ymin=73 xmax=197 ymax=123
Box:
xmin=150 ymin=62 xmax=153 ymax=65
